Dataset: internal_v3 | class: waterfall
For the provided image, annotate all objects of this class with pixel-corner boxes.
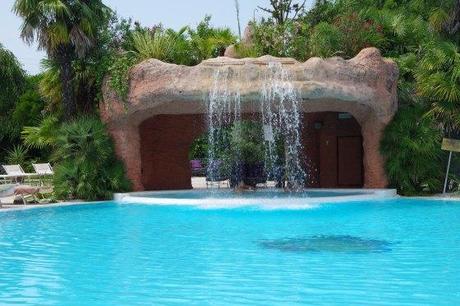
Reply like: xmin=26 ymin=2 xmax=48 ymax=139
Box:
xmin=261 ymin=62 xmax=306 ymax=190
xmin=206 ymin=62 xmax=306 ymax=190
xmin=207 ymin=67 xmax=241 ymax=183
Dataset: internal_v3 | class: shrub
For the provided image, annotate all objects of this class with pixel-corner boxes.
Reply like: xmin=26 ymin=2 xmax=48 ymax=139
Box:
xmin=13 ymin=75 xmax=45 ymax=126
xmin=6 ymin=145 xmax=29 ymax=169
xmin=230 ymin=121 xmax=265 ymax=165
xmin=52 ymin=117 xmax=131 ymax=200
xmin=309 ymin=22 xmax=343 ymax=57
xmin=381 ymin=104 xmax=444 ymax=195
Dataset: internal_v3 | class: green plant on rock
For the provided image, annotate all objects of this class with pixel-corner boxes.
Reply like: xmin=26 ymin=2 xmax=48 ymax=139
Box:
xmin=188 ymin=16 xmax=236 ymax=62
xmin=107 ymin=53 xmax=139 ymax=100
xmin=234 ymin=43 xmax=262 ymax=58
xmin=129 ymin=27 xmax=189 ymax=63
xmin=309 ymin=22 xmax=343 ymax=57
xmin=52 ymin=117 xmax=131 ymax=200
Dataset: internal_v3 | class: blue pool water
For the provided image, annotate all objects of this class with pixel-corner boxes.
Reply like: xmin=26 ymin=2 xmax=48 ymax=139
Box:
xmin=0 ymin=197 xmax=459 ymax=305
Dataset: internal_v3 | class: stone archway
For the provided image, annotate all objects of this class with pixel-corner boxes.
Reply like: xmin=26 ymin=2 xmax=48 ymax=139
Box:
xmin=101 ymin=48 xmax=399 ymax=191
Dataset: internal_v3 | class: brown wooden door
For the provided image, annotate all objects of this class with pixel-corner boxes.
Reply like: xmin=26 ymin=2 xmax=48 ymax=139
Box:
xmin=337 ymin=136 xmax=363 ymax=187
xmin=319 ymin=133 xmax=337 ymax=188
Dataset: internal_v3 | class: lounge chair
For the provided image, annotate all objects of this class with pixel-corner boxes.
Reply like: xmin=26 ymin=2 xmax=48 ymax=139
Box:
xmin=0 ymin=164 xmax=39 ymax=184
xmin=32 ymin=163 xmax=54 ymax=186
xmin=0 ymin=184 xmax=37 ymax=206
xmin=14 ymin=185 xmax=40 ymax=205
xmin=32 ymin=163 xmax=54 ymax=175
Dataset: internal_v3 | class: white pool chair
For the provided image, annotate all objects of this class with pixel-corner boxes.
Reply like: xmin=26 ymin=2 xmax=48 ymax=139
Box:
xmin=2 ymin=165 xmax=25 ymax=176
xmin=32 ymin=163 xmax=54 ymax=175
xmin=32 ymin=163 xmax=54 ymax=186
xmin=1 ymin=164 xmax=39 ymax=184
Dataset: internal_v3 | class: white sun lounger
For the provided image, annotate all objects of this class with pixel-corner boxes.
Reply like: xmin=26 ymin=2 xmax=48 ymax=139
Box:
xmin=32 ymin=163 xmax=54 ymax=175
xmin=0 ymin=164 xmax=39 ymax=183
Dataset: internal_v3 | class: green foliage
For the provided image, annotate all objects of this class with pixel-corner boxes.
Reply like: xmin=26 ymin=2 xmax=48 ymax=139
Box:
xmin=416 ymin=41 xmax=460 ymax=133
xmin=333 ymin=13 xmax=386 ymax=57
xmin=247 ymin=20 xmax=290 ymax=57
xmin=381 ymin=105 xmax=444 ymax=195
xmin=249 ymin=9 xmax=385 ymax=59
xmin=248 ymin=19 xmax=310 ymax=59
xmin=189 ymin=134 xmax=208 ymax=160
xmin=14 ymin=0 xmax=111 ymax=119
xmin=188 ymin=16 xmax=236 ymax=62
xmin=0 ymin=43 xmax=25 ymax=113
xmin=22 ymin=116 xmax=60 ymax=150
xmin=309 ymin=22 xmax=342 ymax=57
xmin=107 ymin=53 xmax=139 ymax=100
xmin=38 ymin=59 xmax=62 ymax=112
xmin=52 ymin=117 xmax=131 ymax=200
xmin=129 ymin=27 xmax=189 ymax=63
xmin=230 ymin=121 xmax=265 ymax=165
xmin=36 ymin=13 xmax=127 ymax=114
xmin=6 ymin=145 xmax=29 ymax=167
xmin=234 ymin=43 xmax=262 ymax=58
xmin=0 ymin=44 xmax=26 ymax=161
xmin=13 ymin=75 xmax=45 ymax=126
xmin=108 ymin=16 xmax=236 ymax=99
xmin=13 ymin=0 xmax=110 ymax=57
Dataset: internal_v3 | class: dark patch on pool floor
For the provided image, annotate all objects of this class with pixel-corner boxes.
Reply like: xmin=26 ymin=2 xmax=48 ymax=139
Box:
xmin=258 ymin=235 xmax=393 ymax=253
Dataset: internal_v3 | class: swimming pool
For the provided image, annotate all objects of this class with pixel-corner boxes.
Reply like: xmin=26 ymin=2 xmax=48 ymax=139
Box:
xmin=0 ymin=196 xmax=459 ymax=305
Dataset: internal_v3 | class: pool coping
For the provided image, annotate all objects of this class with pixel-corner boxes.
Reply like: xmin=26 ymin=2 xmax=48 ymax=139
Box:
xmin=2 ymin=190 xmax=460 ymax=213
xmin=114 ymin=188 xmax=399 ymax=208
xmin=0 ymin=200 xmax=108 ymax=213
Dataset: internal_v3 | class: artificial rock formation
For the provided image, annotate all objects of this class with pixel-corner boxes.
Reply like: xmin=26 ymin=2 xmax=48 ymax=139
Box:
xmin=101 ymin=48 xmax=399 ymax=191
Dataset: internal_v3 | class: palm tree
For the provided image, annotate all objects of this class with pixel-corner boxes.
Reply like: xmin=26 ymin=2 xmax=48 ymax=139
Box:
xmin=129 ymin=27 xmax=189 ymax=63
xmin=188 ymin=16 xmax=236 ymax=63
xmin=13 ymin=0 xmax=109 ymax=121
xmin=381 ymin=104 xmax=444 ymax=195
xmin=416 ymin=41 xmax=460 ymax=134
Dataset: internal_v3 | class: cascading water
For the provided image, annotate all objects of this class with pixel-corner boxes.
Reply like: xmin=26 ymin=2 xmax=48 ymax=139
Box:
xmin=261 ymin=62 xmax=306 ymax=190
xmin=206 ymin=62 xmax=306 ymax=190
xmin=207 ymin=67 xmax=241 ymax=183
